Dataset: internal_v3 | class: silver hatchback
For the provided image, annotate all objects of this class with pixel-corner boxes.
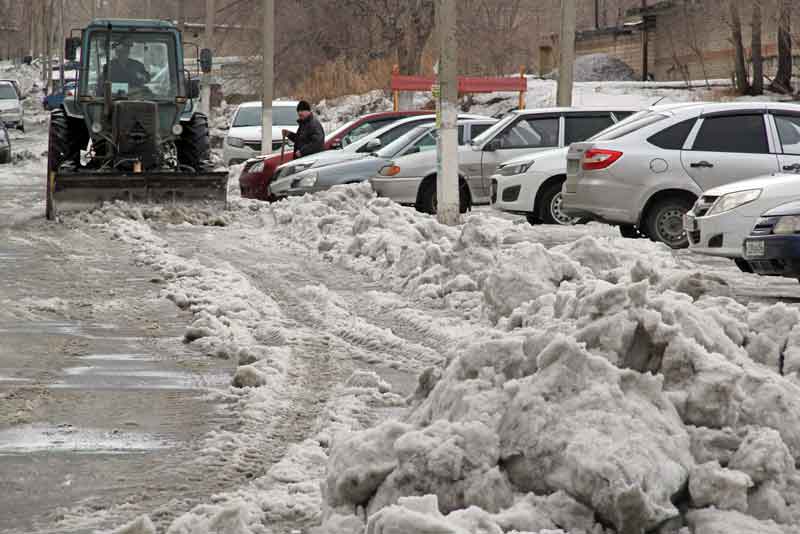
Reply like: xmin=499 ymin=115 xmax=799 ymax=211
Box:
xmin=563 ymin=102 xmax=800 ymax=248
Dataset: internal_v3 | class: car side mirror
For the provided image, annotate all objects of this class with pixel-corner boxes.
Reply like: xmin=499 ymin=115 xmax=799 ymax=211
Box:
xmin=484 ymin=138 xmax=501 ymax=152
xmin=65 ymin=37 xmax=80 ymax=62
xmin=189 ymin=78 xmax=200 ymax=99
xmin=363 ymin=138 xmax=381 ymax=152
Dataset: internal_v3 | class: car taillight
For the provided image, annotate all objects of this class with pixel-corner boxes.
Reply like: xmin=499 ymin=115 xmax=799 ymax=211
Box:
xmin=582 ymin=149 xmax=623 ymax=171
xmin=66 ymin=91 xmax=73 ymax=96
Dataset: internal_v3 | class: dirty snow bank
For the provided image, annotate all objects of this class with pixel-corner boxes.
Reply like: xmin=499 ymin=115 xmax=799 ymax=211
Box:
xmin=269 ymin=183 xmax=800 ymax=533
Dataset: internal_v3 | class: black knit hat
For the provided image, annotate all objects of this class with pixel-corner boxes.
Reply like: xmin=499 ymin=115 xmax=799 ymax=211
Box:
xmin=297 ymin=100 xmax=311 ymax=112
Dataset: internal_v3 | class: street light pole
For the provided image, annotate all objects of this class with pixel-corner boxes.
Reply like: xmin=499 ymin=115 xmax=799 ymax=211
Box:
xmin=435 ymin=0 xmax=459 ymax=225
xmin=261 ymin=0 xmax=274 ymax=157
xmin=200 ymin=0 xmax=215 ymax=117
xmin=557 ymin=0 xmax=576 ymax=106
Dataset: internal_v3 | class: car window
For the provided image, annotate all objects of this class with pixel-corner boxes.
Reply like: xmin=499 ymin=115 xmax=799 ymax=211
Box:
xmin=564 ymin=115 xmax=615 ymax=145
xmin=457 ymin=125 xmax=466 ymax=144
xmin=470 ymin=123 xmax=492 ymax=140
xmin=774 ymin=115 xmax=800 ymax=155
xmin=647 ymin=118 xmax=697 ymax=150
xmin=372 ymin=121 xmax=423 ymax=148
xmin=613 ymin=111 xmax=636 ymax=120
xmin=497 ymin=117 xmax=559 ymax=149
xmin=692 ymin=114 xmax=768 ymax=154
xmin=591 ymin=112 xmax=668 ymax=141
xmin=375 ymin=125 xmax=431 ymax=158
xmin=233 ymin=106 xmax=298 ymax=127
xmin=0 ymin=84 xmax=17 ymax=100
xmin=471 ymin=113 xmax=516 ymax=146
xmin=412 ymin=131 xmax=438 ymax=153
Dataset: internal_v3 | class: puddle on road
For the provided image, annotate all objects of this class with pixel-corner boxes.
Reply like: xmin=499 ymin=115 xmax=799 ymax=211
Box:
xmin=0 ymin=320 xmax=84 ymax=336
xmin=0 ymin=424 xmax=171 ymax=454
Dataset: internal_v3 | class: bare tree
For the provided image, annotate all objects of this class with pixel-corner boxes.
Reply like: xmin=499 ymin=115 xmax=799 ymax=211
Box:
xmin=728 ymin=0 xmax=750 ymax=94
xmin=750 ymin=0 xmax=763 ymax=95
xmin=770 ymin=0 xmax=792 ymax=94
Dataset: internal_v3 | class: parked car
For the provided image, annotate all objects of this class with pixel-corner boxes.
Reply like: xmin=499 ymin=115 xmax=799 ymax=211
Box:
xmin=239 ymin=110 xmax=430 ymax=200
xmin=0 ymin=79 xmax=24 ymax=132
xmin=0 ymin=121 xmax=11 ymax=163
xmin=223 ymin=101 xmax=299 ymax=166
xmin=272 ymin=113 xmax=486 ymax=185
xmin=42 ymin=81 xmax=77 ymax=111
xmin=742 ymin=200 xmax=800 ymax=281
xmin=371 ymin=108 xmax=636 ymax=213
xmin=489 ymin=108 xmax=644 ymax=225
xmin=685 ymin=171 xmax=800 ymax=271
xmin=271 ymin=118 xmax=496 ymax=198
xmin=562 ymin=102 xmax=800 ymax=248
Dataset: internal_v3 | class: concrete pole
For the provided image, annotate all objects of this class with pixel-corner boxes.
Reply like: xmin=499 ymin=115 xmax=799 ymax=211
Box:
xmin=91 ymin=0 xmax=96 ymax=20
xmin=260 ymin=0 xmax=273 ymax=156
xmin=145 ymin=0 xmax=152 ymax=19
xmin=435 ymin=0 xmax=459 ymax=226
xmin=557 ymin=0 xmax=576 ymax=107
xmin=200 ymin=0 xmax=215 ymax=117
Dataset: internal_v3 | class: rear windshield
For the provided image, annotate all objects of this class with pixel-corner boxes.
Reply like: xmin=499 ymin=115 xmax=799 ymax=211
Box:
xmin=589 ymin=111 xmax=668 ymax=141
xmin=0 ymin=84 xmax=17 ymax=100
xmin=376 ymin=125 xmax=431 ymax=158
xmin=234 ymin=106 xmax=298 ymax=127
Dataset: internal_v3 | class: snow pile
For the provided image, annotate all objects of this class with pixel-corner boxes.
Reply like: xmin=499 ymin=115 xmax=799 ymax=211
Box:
xmin=268 ymin=184 xmax=800 ymax=533
xmin=570 ymin=54 xmax=636 ymax=82
xmin=315 ymin=90 xmax=394 ymax=131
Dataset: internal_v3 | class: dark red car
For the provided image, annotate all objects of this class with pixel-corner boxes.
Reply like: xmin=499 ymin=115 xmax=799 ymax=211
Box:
xmin=238 ymin=110 xmax=429 ymax=200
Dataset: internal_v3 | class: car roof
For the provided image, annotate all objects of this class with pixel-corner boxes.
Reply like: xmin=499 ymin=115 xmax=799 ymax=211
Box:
xmin=515 ymin=106 xmax=640 ymax=115
xmin=238 ymin=100 xmax=299 ymax=109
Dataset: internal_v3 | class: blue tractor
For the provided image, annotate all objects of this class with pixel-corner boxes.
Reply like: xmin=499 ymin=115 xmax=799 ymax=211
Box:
xmin=46 ymin=19 xmax=226 ymax=220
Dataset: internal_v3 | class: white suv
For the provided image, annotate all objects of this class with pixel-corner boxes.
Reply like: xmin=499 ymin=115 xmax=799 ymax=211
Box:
xmin=223 ymin=101 xmax=298 ymax=166
xmin=563 ymin=102 xmax=800 ymax=248
xmin=0 ymin=80 xmax=24 ymax=132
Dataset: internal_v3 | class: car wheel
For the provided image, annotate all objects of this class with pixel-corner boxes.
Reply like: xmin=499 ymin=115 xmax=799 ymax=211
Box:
xmin=526 ymin=214 xmax=541 ymax=225
xmin=17 ymin=123 xmax=24 ymax=133
xmin=416 ymin=178 xmax=470 ymax=215
xmin=619 ymin=224 xmax=646 ymax=239
xmin=538 ymin=180 xmax=581 ymax=225
xmin=733 ymin=258 xmax=753 ymax=273
xmin=644 ymin=197 xmax=694 ymax=249
xmin=0 ymin=151 xmax=9 ymax=164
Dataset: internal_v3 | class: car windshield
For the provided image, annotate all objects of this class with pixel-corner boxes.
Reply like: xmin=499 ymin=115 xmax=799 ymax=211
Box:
xmin=589 ymin=111 xmax=668 ymax=141
xmin=375 ymin=125 xmax=431 ymax=158
xmin=83 ymin=31 xmax=178 ymax=100
xmin=470 ymin=113 xmax=516 ymax=146
xmin=233 ymin=106 xmax=298 ymax=127
xmin=0 ymin=84 xmax=16 ymax=100
xmin=327 ymin=118 xmax=360 ymax=141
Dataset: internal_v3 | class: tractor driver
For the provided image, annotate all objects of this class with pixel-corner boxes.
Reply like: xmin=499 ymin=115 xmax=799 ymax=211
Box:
xmin=104 ymin=40 xmax=150 ymax=91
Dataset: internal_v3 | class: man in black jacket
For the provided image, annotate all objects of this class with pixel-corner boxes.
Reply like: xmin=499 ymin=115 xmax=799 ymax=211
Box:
xmin=283 ymin=100 xmax=324 ymax=157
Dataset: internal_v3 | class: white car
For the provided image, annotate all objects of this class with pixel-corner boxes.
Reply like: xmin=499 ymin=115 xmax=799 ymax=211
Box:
xmin=685 ymin=172 xmax=800 ymax=268
xmin=223 ymin=100 xmax=298 ymax=165
xmin=0 ymin=80 xmax=24 ymax=132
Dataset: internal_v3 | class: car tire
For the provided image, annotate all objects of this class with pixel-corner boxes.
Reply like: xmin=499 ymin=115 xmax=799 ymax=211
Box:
xmin=17 ymin=123 xmax=24 ymax=133
xmin=644 ymin=197 xmax=694 ymax=249
xmin=526 ymin=214 xmax=541 ymax=225
xmin=538 ymin=179 xmax=582 ymax=225
xmin=619 ymin=224 xmax=646 ymax=239
xmin=733 ymin=258 xmax=753 ymax=273
xmin=416 ymin=177 xmax=470 ymax=215
xmin=0 ymin=151 xmax=9 ymax=164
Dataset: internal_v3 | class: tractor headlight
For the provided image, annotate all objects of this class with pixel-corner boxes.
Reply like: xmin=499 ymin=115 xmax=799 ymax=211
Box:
xmin=227 ymin=136 xmax=245 ymax=148
xmin=295 ymin=171 xmax=318 ymax=188
xmin=172 ymin=123 xmax=183 ymax=136
xmin=91 ymin=121 xmax=102 ymax=134
xmin=707 ymin=189 xmax=762 ymax=216
xmin=497 ymin=161 xmax=534 ymax=176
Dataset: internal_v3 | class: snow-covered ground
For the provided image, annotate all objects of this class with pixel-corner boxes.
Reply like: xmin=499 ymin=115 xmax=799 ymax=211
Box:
xmin=2 ymin=70 xmax=800 ymax=534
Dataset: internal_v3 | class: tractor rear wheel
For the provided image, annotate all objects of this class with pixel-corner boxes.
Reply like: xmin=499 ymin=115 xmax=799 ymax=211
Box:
xmin=176 ymin=113 xmax=211 ymax=172
xmin=46 ymin=108 xmax=87 ymax=220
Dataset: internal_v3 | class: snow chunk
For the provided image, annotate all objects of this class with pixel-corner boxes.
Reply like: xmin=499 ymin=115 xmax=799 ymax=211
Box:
xmin=729 ymin=428 xmax=796 ymax=487
xmin=689 ymin=461 xmax=753 ymax=512
xmin=686 ymin=508 xmax=790 ymax=534
xmin=231 ymin=365 xmax=267 ymax=388
xmin=112 ymin=515 xmax=156 ymax=534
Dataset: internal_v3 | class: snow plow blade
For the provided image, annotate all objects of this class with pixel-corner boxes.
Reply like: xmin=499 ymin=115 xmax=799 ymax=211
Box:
xmin=48 ymin=170 xmax=229 ymax=218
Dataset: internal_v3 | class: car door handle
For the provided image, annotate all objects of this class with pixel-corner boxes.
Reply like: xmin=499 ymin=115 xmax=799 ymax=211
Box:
xmin=783 ymin=163 xmax=800 ymax=172
xmin=690 ymin=161 xmax=714 ymax=168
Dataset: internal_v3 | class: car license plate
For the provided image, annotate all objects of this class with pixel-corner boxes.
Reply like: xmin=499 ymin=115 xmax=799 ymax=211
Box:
xmin=683 ymin=213 xmax=696 ymax=231
xmin=567 ymin=159 xmax=579 ymax=174
xmin=745 ymin=240 xmax=765 ymax=257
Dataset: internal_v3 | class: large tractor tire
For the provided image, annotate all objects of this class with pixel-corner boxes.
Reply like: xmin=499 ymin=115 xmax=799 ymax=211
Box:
xmin=176 ymin=113 xmax=211 ymax=172
xmin=46 ymin=108 xmax=88 ymax=220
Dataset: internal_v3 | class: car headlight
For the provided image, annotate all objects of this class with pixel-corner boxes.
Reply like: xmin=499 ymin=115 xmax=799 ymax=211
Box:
xmin=497 ymin=161 xmax=533 ymax=176
xmin=707 ymin=189 xmax=762 ymax=216
xmin=773 ymin=215 xmax=800 ymax=235
xmin=227 ymin=136 xmax=245 ymax=148
xmin=278 ymin=161 xmax=315 ymax=179
xmin=294 ymin=172 xmax=318 ymax=188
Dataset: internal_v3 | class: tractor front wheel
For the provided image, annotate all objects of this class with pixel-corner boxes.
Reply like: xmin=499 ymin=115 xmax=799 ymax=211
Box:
xmin=46 ymin=109 xmax=84 ymax=220
xmin=176 ymin=113 xmax=211 ymax=172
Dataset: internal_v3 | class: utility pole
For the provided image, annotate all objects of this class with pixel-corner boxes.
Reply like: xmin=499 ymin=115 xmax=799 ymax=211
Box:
xmin=261 ymin=0 xmax=273 ymax=157
xmin=145 ymin=0 xmax=153 ymax=19
xmin=177 ymin=0 xmax=185 ymax=33
xmin=91 ymin=0 xmax=96 ymax=20
xmin=200 ymin=0 xmax=215 ymax=117
xmin=640 ymin=0 xmax=648 ymax=81
xmin=557 ymin=0 xmax=576 ymax=106
xmin=435 ymin=0 xmax=459 ymax=225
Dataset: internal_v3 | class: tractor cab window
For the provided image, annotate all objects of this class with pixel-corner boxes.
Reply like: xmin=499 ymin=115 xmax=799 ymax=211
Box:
xmin=84 ymin=32 xmax=178 ymax=100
